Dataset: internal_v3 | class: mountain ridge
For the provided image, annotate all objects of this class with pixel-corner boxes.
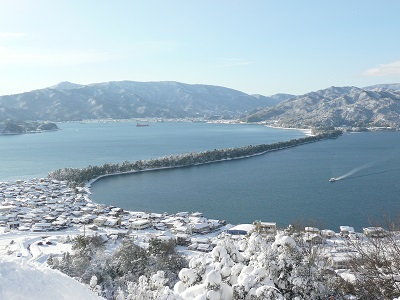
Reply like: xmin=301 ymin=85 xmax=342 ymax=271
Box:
xmin=0 ymin=81 xmax=279 ymax=121
xmin=244 ymin=85 xmax=400 ymax=129
xmin=1 ymin=80 xmax=400 ymax=130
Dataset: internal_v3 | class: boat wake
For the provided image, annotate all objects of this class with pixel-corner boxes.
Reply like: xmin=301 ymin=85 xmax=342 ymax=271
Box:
xmin=345 ymin=168 xmax=400 ymax=180
xmin=333 ymin=161 xmax=378 ymax=181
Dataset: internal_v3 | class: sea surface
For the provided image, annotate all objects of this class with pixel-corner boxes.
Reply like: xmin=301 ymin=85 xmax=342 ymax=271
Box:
xmin=91 ymin=130 xmax=400 ymax=231
xmin=2 ymin=122 xmax=400 ymax=231
xmin=0 ymin=122 xmax=304 ymax=181
xmin=0 ymin=121 xmax=303 ymax=181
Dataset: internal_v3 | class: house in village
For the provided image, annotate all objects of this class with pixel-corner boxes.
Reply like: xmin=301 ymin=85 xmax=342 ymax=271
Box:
xmin=254 ymin=221 xmax=277 ymax=235
xmin=104 ymin=217 xmax=121 ymax=228
xmin=363 ymin=226 xmax=387 ymax=238
xmin=304 ymin=227 xmax=323 ymax=244
xmin=340 ymin=226 xmax=355 ymax=237
xmin=328 ymin=250 xmax=360 ymax=270
xmin=130 ymin=219 xmax=151 ymax=230
xmin=192 ymin=221 xmax=211 ymax=234
xmin=175 ymin=233 xmax=191 ymax=246
xmin=32 ymin=222 xmax=52 ymax=232
xmin=321 ymin=229 xmax=336 ymax=238
xmin=304 ymin=233 xmax=323 ymax=245
xmin=93 ymin=216 xmax=107 ymax=227
xmin=7 ymin=220 xmax=20 ymax=230
xmin=227 ymin=224 xmax=255 ymax=236
xmin=305 ymin=227 xmax=320 ymax=234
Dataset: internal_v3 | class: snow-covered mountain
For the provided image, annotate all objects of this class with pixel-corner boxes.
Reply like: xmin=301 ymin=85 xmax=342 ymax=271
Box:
xmin=244 ymin=85 xmax=400 ymax=129
xmin=0 ymin=81 xmax=275 ymax=121
xmin=363 ymin=83 xmax=400 ymax=91
xmin=49 ymin=81 xmax=84 ymax=91
xmin=251 ymin=93 xmax=295 ymax=107
xmin=2 ymin=80 xmax=400 ymax=127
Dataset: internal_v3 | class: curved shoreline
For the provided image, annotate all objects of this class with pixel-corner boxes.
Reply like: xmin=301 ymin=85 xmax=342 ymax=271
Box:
xmin=49 ymin=130 xmax=342 ymax=187
xmin=86 ymin=147 xmax=289 ymax=188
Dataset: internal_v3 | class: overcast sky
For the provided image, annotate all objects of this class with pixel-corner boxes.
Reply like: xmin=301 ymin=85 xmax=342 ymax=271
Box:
xmin=0 ymin=0 xmax=399 ymax=96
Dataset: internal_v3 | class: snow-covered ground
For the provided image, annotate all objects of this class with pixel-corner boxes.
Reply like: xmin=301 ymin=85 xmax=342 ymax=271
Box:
xmin=0 ymin=256 xmax=103 ymax=300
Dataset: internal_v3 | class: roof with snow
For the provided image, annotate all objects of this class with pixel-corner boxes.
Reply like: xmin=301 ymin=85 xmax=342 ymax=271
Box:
xmin=226 ymin=224 xmax=255 ymax=235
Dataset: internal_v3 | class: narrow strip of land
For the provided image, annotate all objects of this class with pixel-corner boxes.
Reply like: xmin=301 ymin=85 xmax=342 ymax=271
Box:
xmin=48 ymin=130 xmax=342 ymax=187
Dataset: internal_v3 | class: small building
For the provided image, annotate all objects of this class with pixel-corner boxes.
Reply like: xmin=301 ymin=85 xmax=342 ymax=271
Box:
xmin=130 ymin=219 xmax=151 ymax=230
xmin=188 ymin=243 xmax=198 ymax=250
xmin=321 ymin=229 xmax=336 ymax=238
xmin=191 ymin=212 xmax=203 ymax=218
xmin=226 ymin=224 xmax=255 ymax=236
xmin=175 ymin=212 xmax=189 ymax=217
xmin=32 ymin=222 xmax=52 ymax=232
xmin=104 ymin=217 xmax=121 ymax=228
xmin=304 ymin=233 xmax=323 ymax=245
xmin=197 ymin=243 xmax=212 ymax=252
xmin=328 ymin=251 xmax=358 ymax=269
xmin=340 ymin=226 xmax=355 ymax=237
xmin=192 ymin=222 xmax=211 ymax=234
xmin=0 ymin=215 xmax=8 ymax=226
xmin=305 ymin=227 xmax=320 ymax=234
xmin=191 ymin=237 xmax=209 ymax=244
xmin=255 ymin=221 xmax=277 ymax=235
xmin=153 ymin=222 xmax=167 ymax=230
xmin=71 ymin=210 xmax=83 ymax=217
xmin=172 ymin=225 xmax=190 ymax=234
xmin=175 ymin=233 xmax=190 ymax=246
xmin=7 ymin=221 xmax=20 ymax=230
xmin=363 ymin=227 xmax=387 ymax=238
xmin=0 ymin=205 xmax=13 ymax=213
xmin=18 ymin=225 xmax=31 ymax=231
xmin=93 ymin=216 xmax=107 ymax=226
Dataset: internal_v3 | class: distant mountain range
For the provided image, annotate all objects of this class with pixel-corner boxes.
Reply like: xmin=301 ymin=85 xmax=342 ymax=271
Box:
xmin=244 ymin=85 xmax=400 ymax=129
xmin=0 ymin=81 xmax=281 ymax=121
xmin=1 ymin=80 xmax=400 ymax=130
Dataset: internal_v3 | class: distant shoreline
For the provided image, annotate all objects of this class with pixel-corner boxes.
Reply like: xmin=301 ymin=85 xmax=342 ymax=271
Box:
xmin=86 ymin=125 xmax=313 ymax=186
xmin=263 ymin=125 xmax=313 ymax=136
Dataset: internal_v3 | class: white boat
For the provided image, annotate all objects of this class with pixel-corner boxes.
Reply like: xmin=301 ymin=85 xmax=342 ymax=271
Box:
xmin=329 ymin=178 xmax=336 ymax=182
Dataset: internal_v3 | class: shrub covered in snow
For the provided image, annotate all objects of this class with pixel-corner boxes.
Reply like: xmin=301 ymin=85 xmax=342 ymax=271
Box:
xmin=48 ymin=231 xmax=349 ymax=299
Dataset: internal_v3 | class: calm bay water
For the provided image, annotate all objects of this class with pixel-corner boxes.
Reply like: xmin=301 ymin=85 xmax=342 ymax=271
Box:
xmin=0 ymin=121 xmax=303 ymax=181
xmin=91 ymin=131 xmax=400 ymax=231
xmin=2 ymin=122 xmax=400 ymax=231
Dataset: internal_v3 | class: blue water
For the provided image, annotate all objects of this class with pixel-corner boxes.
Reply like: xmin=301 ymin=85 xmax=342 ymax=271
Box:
xmin=90 ymin=131 xmax=400 ymax=231
xmin=0 ymin=121 xmax=303 ymax=181
xmin=2 ymin=122 xmax=400 ymax=231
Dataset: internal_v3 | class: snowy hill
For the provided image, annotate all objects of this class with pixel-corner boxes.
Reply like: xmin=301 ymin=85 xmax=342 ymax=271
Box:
xmin=49 ymin=81 xmax=84 ymax=91
xmin=363 ymin=83 xmax=400 ymax=91
xmin=0 ymin=81 xmax=270 ymax=121
xmin=0 ymin=257 xmax=102 ymax=300
xmin=244 ymin=85 xmax=400 ymax=129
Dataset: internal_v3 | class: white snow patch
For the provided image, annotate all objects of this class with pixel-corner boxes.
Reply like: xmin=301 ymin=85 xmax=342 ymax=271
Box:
xmin=0 ymin=257 xmax=102 ymax=300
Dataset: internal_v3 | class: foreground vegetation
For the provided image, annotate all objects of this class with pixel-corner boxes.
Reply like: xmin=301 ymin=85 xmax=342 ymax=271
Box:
xmin=48 ymin=130 xmax=342 ymax=187
xmin=49 ymin=235 xmax=187 ymax=299
xmin=48 ymin=223 xmax=400 ymax=300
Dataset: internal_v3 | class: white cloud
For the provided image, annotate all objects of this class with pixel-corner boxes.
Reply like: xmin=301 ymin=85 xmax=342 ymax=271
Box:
xmin=364 ymin=60 xmax=400 ymax=76
xmin=0 ymin=32 xmax=25 ymax=38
